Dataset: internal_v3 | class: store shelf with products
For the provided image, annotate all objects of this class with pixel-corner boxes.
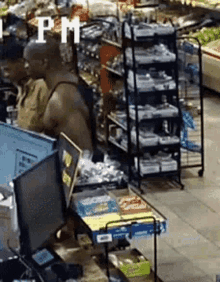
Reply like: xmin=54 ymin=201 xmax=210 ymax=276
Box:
xmin=67 ymin=145 xmax=167 ymax=282
xmin=70 ymin=183 xmax=167 ymax=282
xmin=122 ymin=19 xmax=184 ymax=191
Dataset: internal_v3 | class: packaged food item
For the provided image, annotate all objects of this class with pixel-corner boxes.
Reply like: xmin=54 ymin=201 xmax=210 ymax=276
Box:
xmin=126 ymin=44 xmax=176 ymax=65
xmin=153 ymin=103 xmax=179 ymax=117
xmin=136 ymin=158 xmax=160 ymax=176
xmin=153 ymin=71 xmax=176 ymax=91
xmin=76 ymin=194 xmax=119 ymax=217
xmin=159 ymin=136 xmax=180 ymax=145
xmin=109 ymin=249 xmax=151 ymax=278
xmin=131 ymin=128 xmax=159 ymax=147
xmin=128 ymin=71 xmax=155 ymax=92
xmin=129 ymin=104 xmax=156 ymax=120
xmin=119 ymin=195 xmax=152 ymax=214
xmin=125 ymin=22 xmax=175 ymax=41
xmin=160 ymin=159 xmax=178 ymax=172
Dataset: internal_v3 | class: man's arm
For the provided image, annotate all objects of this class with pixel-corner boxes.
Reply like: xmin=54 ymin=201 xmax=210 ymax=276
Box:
xmin=43 ymin=91 xmax=61 ymax=137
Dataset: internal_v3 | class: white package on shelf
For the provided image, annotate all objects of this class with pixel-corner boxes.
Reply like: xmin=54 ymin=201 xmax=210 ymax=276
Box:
xmin=153 ymin=104 xmax=179 ymax=117
xmin=129 ymin=105 xmax=156 ymax=120
xmin=159 ymin=136 xmax=180 ymax=145
xmin=128 ymin=71 xmax=155 ymax=92
xmin=135 ymin=158 xmax=160 ymax=175
xmin=160 ymin=159 xmax=178 ymax=172
xmin=131 ymin=130 xmax=159 ymax=147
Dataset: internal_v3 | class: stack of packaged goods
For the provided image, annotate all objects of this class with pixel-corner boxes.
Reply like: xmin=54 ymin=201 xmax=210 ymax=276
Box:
xmin=128 ymin=69 xmax=176 ymax=92
xmin=73 ymin=189 xmax=154 ymax=233
xmin=135 ymin=151 xmax=178 ymax=176
xmin=124 ymin=22 xmax=175 ymax=41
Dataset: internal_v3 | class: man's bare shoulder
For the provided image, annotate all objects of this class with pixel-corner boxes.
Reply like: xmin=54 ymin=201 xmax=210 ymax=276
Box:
xmin=55 ymin=82 xmax=78 ymax=94
xmin=32 ymin=78 xmax=47 ymax=88
xmin=53 ymin=82 xmax=83 ymax=103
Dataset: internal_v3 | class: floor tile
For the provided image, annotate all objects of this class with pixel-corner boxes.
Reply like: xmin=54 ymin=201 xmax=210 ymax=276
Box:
xmin=189 ymin=258 xmax=220 ymax=276
xmin=151 ymin=189 xmax=200 ymax=205
xmin=165 ymin=275 xmax=214 ymax=282
xmin=176 ymin=242 xmax=220 ymax=260
xmin=188 ymin=188 xmax=220 ymax=214
xmin=164 ymin=229 xmax=208 ymax=248
xmin=156 ymin=260 xmax=207 ymax=281
xmin=198 ymin=226 xmax=220 ymax=247
xmin=162 ymin=200 xmax=220 ymax=230
xmin=182 ymin=177 xmax=217 ymax=189
xmin=131 ymin=237 xmax=186 ymax=266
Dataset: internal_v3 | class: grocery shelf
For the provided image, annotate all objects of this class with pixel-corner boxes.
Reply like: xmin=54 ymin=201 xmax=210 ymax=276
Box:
xmin=122 ymin=20 xmax=183 ymax=191
xmin=128 ymin=88 xmax=178 ymax=96
xmin=101 ymin=38 xmax=122 ymax=49
xmin=108 ymin=136 xmax=128 ymax=153
xmin=102 ymin=65 xmax=123 ymax=77
xmin=107 ymin=114 xmax=127 ymax=131
xmin=126 ymin=60 xmax=176 ymax=69
xmin=125 ymin=34 xmax=177 ymax=43
xmin=129 ymin=115 xmax=180 ymax=122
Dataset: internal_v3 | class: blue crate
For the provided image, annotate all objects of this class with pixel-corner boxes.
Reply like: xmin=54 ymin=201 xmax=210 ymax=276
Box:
xmin=0 ymin=122 xmax=56 ymax=185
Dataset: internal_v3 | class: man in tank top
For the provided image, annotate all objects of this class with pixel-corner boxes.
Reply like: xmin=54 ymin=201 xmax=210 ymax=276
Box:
xmin=23 ymin=36 xmax=93 ymax=152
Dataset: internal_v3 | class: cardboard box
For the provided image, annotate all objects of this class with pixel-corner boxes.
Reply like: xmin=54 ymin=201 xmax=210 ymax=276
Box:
xmin=109 ymin=249 xmax=151 ymax=278
xmin=76 ymin=195 xmax=119 ymax=217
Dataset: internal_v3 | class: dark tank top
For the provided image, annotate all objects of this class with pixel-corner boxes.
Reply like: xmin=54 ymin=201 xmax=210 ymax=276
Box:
xmin=48 ymin=81 xmax=96 ymax=149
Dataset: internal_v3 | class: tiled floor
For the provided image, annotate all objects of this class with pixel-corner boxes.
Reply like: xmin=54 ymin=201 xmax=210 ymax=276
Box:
xmin=131 ymin=90 xmax=220 ymax=281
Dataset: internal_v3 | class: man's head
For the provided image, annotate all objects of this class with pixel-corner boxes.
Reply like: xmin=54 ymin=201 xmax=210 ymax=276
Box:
xmin=1 ymin=38 xmax=28 ymax=85
xmin=23 ymin=36 xmax=62 ymax=80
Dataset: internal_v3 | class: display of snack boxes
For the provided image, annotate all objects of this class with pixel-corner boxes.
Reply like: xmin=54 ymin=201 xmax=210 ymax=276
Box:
xmin=109 ymin=249 xmax=151 ymax=278
xmin=72 ymin=187 xmax=167 ymax=244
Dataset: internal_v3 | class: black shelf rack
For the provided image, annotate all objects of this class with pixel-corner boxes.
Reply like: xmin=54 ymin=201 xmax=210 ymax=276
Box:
xmin=122 ymin=20 xmax=184 ymax=192
xmin=177 ymin=36 xmax=204 ymax=177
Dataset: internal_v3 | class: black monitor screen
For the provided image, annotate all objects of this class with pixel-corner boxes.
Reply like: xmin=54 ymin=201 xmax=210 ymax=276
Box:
xmin=13 ymin=151 xmax=67 ymax=256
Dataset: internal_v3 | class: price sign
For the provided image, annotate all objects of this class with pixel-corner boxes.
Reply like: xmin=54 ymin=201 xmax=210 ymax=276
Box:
xmin=96 ymin=233 xmax=113 ymax=243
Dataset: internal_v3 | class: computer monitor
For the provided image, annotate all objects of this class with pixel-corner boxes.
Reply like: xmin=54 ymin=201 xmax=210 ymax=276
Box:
xmin=58 ymin=132 xmax=83 ymax=208
xmin=13 ymin=151 xmax=67 ymax=256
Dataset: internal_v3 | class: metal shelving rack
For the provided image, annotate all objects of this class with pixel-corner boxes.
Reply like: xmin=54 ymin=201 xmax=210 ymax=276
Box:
xmin=122 ymin=19 xmax=184 ymax=191
xmin=177 ymin=36 xmax=204 ymax=176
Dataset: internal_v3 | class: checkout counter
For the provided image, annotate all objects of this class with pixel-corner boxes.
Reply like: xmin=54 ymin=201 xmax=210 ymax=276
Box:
xmin=0 ymin=125 xmax=167 ymax=282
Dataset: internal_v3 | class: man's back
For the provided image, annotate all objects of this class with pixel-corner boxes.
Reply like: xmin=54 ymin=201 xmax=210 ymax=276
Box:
xmin=43 ymin=82 xmax=93 ymax=152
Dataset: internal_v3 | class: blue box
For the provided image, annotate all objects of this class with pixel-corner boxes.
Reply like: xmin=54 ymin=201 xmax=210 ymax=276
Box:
xmin=76 ymin=195 xmax=119 ymax=217
xmin=0 ymin=122 xmax=56 ymax=185
xmin=90 ymin=220 xmax=167 ymax=244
